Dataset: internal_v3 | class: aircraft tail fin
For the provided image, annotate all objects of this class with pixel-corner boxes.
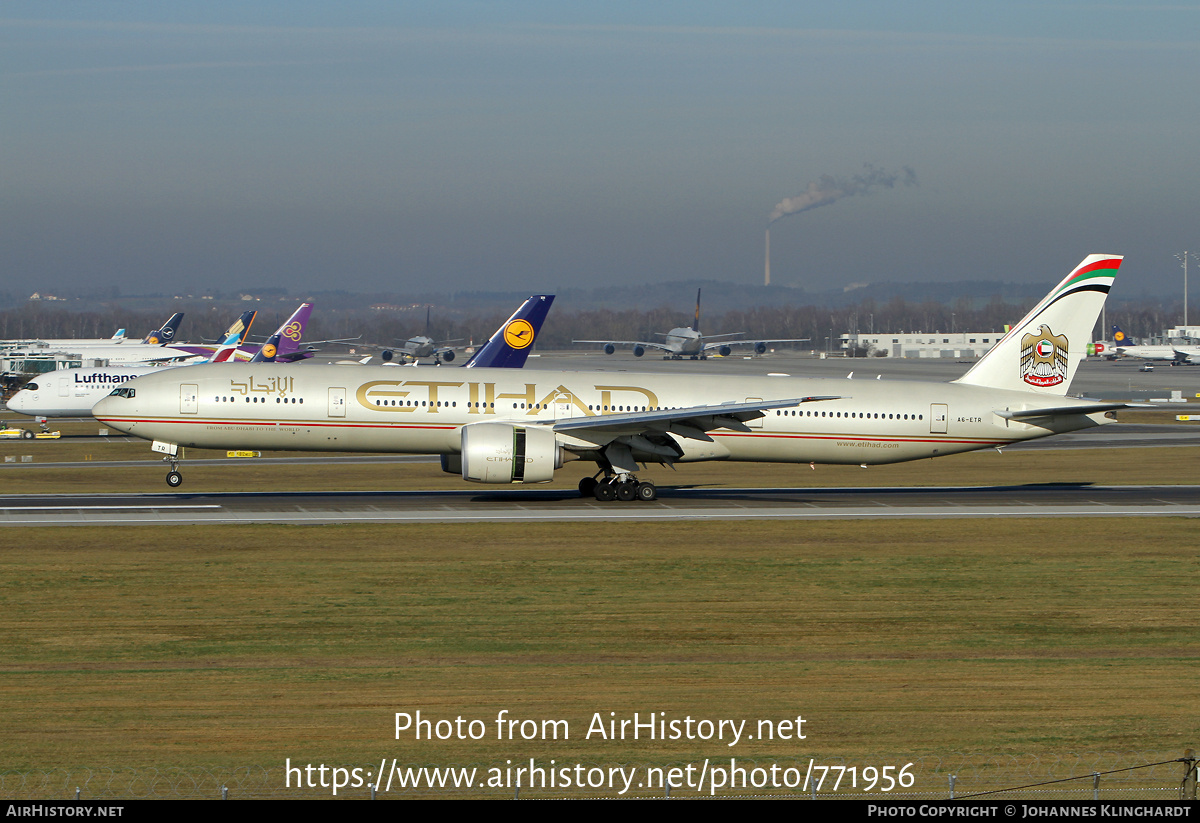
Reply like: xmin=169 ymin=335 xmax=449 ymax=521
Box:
xmin=111 ymin=329 xmax=126 ymax=340
xmin=954 ymin=254 xmax=1122 ymax=395
xmin=693 ymin=288 xmax=702 ymax=333
xmin=463 ymin=295 xmax=555 ymax=368
xmin=1111 ymin=324 xmax=1129 ymax=346
xmin=143 ymin=312 xmax=184 ymax=345
xmin=272 ymin=302 xmax=313 ymax=361
xmin=249 ymin=332 xmax=282 ymax=363
xmin=219 ymin=310 xmax=258 ymax=347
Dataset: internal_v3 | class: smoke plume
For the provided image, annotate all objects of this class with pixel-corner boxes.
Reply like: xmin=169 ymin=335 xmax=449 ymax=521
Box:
xmin=769 ymin=164 xmax=917 ymax=224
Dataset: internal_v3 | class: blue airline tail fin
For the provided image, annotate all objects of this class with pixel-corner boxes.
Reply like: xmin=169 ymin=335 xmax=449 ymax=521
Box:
xmin=463 ymin=295 xmax=555 ymax=368
xmin=143 ymin=312 xmax=185 ymax=345
xmin=220 ymin=310 xmax=258 ymax=347
xmin=249 ymin=332 xmax=282 ymax=363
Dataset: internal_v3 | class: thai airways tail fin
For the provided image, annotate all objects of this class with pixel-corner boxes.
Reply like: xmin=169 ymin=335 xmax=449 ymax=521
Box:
xmin=271 ymin=302 xmax=314 ymax=362
xmin=463 ymin=295 xmax=555 ymax=368
xmin=143 ymin=312 xmax=185 ymax=345
xmin=954 ymin=254 xmax=1122 ymax=395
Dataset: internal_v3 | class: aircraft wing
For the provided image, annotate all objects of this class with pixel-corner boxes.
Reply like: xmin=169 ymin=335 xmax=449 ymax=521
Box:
xmin=573 ymin=340 xmax=673 ymax=352
xmin=703 ymin=338 xmax=810 ymax=352
xmin=550 ymin=395 xmax=842 ymax=441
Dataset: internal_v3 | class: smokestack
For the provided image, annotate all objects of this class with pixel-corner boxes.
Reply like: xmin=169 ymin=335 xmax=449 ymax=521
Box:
xmin=765 ymin=228 xmax=771 ymax=286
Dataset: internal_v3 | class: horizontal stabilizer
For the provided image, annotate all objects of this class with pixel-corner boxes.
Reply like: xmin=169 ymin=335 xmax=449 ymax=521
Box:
xmin=995 ymin=402 xmax=1152 ymax=420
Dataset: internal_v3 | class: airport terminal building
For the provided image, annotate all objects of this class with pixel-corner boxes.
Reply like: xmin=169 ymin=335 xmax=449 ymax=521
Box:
xmin=839 ymin=331 xmax=1003 ymax=359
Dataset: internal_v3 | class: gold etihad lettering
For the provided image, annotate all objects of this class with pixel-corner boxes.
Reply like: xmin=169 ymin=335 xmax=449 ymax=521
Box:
xmin=533 ymin=385 xmax=591 ymax=417
xmin=230 ymin=376 xmax=295 ymax=398
xmin=355 ymin=380 xmax=659 ymax=416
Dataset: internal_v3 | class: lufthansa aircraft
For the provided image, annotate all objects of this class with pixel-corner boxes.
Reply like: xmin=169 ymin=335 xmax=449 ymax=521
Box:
xmin=0 ymin=312 xmax=184 ymax=350
xmin=1109 ymin=325 xmax=1200 ymax=364
xmin=575 ymin=288 xmax=807 ymax=359
xmin=95 ymin=256 xmax=1125 ymax=500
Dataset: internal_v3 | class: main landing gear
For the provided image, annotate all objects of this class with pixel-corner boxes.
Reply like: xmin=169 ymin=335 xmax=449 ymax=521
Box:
xmin=579 ymin=474 xmax=658 ymax=502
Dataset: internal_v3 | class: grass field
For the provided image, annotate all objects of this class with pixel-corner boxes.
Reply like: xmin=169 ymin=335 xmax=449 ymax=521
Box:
xmin=1 ymin=520 xmax=1197 ymax=779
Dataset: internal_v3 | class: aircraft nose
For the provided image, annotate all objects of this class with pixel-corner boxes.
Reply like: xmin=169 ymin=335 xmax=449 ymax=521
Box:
xmin=91 ymin=395 xmax=119 ymax=424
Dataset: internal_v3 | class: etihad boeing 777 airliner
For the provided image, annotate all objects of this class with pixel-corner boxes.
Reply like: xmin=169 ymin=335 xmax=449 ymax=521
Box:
xmin=94 ymin=256 xmax=1125 ymax=501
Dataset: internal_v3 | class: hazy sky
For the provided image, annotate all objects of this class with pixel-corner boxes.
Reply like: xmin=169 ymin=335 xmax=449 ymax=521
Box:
xmin=3 ymin=2 xmax=1199 ymax=301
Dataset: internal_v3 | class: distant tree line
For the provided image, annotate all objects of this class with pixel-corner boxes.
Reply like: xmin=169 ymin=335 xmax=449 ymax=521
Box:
xmin=0 ymin=296 xmax=1188 ymax=351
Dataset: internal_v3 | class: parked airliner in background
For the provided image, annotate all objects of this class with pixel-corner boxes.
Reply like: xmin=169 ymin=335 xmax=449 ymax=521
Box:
xmin=0 ymin=312 xmax=185 ymax=351
xmin=575 ymin=288 xmax=808 ymax=360
xmin=1109 ymin=325 xmax=1200 ymax=363
xmin=95 ymin=256 xmax=1128 ymax=498
xmin=8 ymin=305 xmax=306 ymax=420
xmin=378 ymin=306 xmax=467 ymax=364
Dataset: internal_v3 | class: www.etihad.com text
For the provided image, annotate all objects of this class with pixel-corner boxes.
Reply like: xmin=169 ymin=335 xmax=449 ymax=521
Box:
xmin=286 ymin=757 xmax=915 ymax=796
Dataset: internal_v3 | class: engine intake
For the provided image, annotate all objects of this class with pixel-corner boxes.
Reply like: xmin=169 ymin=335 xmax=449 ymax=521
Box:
xmin=459 ymin=422 xmax=562 ymax=484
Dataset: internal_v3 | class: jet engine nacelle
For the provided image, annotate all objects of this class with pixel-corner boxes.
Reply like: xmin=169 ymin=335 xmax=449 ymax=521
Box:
xmin=718 ymin=345 xmax=732 ymax=357
xmin=603 ymin=343 xmax=616 ymax=355
xmin=459 ymin=422 xmax=562 ymax=484
xmin=381 ymin=349 xmax=394 ymax=362
xmin=754 ymin=342 xmax=767 ymax=354
xmin=633 ymin=345 xmax=645 ymax=357
xmin=442 ymin=350 xmax=455 ymax=362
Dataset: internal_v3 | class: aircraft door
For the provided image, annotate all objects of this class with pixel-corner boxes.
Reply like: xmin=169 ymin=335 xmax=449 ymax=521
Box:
xmin=59 ymin=376 xmax=69 ymax=397
xmin=180 ymin=383 xmax=198 ymax=415
xmin=328 ymin=387 xmax=347 ymax=418
xmin=745 ymin=397 xmax=764 ymax=428
xmin=554 ymin=390 xmax=577 ymax=421
xmin=930 ymin=403 xmax=948 ymax=434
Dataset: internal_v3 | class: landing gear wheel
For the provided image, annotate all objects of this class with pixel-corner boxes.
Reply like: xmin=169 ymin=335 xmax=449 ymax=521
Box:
xmin=616 ymin=480 xmax=637 ymax=502
xmin=578 ymin=476 xmax=598 ymax=498
xmin=166 ymin=471 xmax=183 ymax=488
xmin=636 ymin=481 xmax=658 ymax=502
xmin=21 ymin=430 xmax=33 ymax=439
xmin=593 ymin=481 xmax=616 ymax=502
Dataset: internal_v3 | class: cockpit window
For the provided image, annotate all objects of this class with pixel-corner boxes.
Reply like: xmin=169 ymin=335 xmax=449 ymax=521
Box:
xmin=21 ymin=383 xmax=38 ymax=391
xmin=109 ymin=387 xmax=136 ymax=398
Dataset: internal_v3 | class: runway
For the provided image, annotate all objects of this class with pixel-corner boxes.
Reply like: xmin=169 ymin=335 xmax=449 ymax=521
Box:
xmin=2 ymin=484 xmax=1197 ymax=525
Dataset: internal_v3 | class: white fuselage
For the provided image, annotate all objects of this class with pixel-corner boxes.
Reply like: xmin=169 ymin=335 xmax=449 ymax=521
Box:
xmin=2 ymin=343 xmax=198 ymax=367
xmin=92 ymin=363 xmax=1109 ymax=467
xmin=8 ymin=365 xmax=179 ymax=418
xmin=662 ymin=328 xmax=703 ymax=355
xmin=1114 ymin=344 xmax=1196 ymax=362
